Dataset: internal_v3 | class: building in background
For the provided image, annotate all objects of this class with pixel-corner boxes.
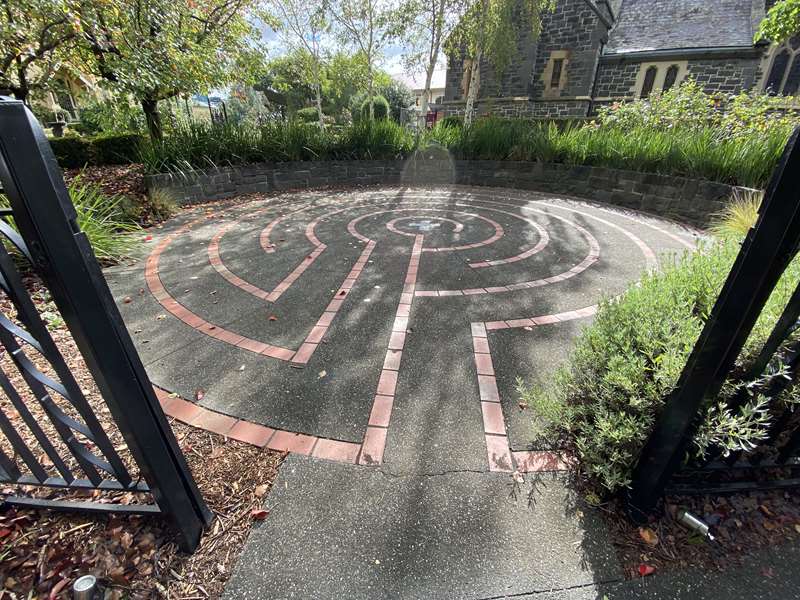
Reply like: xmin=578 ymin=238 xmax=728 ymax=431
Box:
xmin=442 ymin=0 xmax=798 ymax=119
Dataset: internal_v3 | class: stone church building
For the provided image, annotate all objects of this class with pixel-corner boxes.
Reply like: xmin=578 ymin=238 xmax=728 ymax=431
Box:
xmin=442 ymin=0 xmax=800 ymax=118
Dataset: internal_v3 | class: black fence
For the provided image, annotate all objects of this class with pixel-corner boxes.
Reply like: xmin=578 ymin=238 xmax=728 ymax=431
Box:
xmin=627 ymin=127 xmax=800 ymax=518
xmin=0 ymin=97 xmax=211 ymax=551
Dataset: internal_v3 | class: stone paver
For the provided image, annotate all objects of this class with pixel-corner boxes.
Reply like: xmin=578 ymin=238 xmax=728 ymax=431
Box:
xmin=106 ymin=185 xmax=703 ymax=597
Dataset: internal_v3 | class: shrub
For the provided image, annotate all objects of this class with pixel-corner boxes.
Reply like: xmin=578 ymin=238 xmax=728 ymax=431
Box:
xmin=360 ymin=95 xmax=390 ymax=121
xmin=522 ymin=209 xmax=800 ymax=496
xmin=49 ymin=136 xmax=93 ymax=169
xmin=437 ymin=115 xmax=464 ymax=129
xmin=67 ymin=177 xmax=142 ymax=263
xmin=91 ymin=133 xmax=144 ymax=165
xmin=0 ymin=177 xmax=141 ymax=264
xmin=48 ymin=133 xmax=144 ymax=168
xmin=296 ymin=107 xmax=323 ymax=123
xmin=140 ymin=119 xmax=416 ymax=171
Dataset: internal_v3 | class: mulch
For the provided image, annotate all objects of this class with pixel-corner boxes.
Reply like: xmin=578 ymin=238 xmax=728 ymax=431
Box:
xmin=0 ymin=276 xmax=284 ymax=599
xmin=599 ymin=486 xmax=800 ymax=580
xmin=63 ymin=164 xmax=147 ymax=204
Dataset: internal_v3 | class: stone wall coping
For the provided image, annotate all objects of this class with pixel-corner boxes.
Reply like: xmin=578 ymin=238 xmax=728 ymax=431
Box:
xmin=145 ymin=158 xmax=748 ymax=228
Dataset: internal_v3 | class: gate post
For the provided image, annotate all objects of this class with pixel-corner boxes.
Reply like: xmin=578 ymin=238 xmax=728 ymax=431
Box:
xmin=0 ymin=98 xmax=212 ymax=550
xmin=627 ymin=128 xmax=800 ymax=519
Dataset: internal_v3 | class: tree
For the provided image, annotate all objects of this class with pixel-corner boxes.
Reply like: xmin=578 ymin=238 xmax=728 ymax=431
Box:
xmin=756 ymin=0 xmax=800 ymax=43
xmin=329 ymin=0 xmax=405 ymax=119
xmin=447 ymin=0 xmax=554 ymax=126
xmin=0 ymin=0 xmax=78 ymax=103
xmin=378 ymin=78 xmax=414 ymax=121
xmin=257 ymin=49 xmax=319 ymax=114
xmin=402 ymin=0 xmax=461 ymax=122
xmin=263 ymin=0 xmax=328 ymax=128
xmin=77 ymin=0 xmax=263 ymax=141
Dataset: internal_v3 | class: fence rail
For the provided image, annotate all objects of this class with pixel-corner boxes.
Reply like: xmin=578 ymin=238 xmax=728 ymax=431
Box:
xmin=0 ymin=97 xmax=210 ymax=551
xmin=627 ymin=127 xmax=800 ymax=519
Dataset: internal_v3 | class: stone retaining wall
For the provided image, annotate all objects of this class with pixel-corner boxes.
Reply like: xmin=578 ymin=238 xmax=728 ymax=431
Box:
xmin=145 ymin=159 xmax=743 ymax=227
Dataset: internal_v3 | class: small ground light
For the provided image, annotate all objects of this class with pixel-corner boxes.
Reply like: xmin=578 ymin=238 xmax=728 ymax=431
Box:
xmin=677 ymin=509 xmax=715 ymax=541
xmin=72 ymin=574 xmax=98 ymax=600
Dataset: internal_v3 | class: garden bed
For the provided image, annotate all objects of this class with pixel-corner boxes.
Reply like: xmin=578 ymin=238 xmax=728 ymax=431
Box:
xmin=0 ymin=277 xmax=283 ymax=598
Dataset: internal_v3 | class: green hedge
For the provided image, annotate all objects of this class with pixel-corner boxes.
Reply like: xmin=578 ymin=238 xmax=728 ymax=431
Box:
xmin=48 ymin=133 xmax=144 ymax=169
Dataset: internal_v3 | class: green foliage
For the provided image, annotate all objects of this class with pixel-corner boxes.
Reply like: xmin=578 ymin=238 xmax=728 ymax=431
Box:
xmin=67 ymin=178 xmax=141 ymax=263
xmin=0 ymin=0 xmax=76 ymax=100
xmin=378 ymin=79 xmax=415 ymax=121
xmin=48 ymin=133 xmax=144 ymax=168
xmin=524 ymin=204 xmax=800 ymax=495
xmin=756 ymin=0 xmax=800 ymax=42
xmin=72 ymin=98 xmax=146 ymax=136
xmin=709 ymin=189 xmax=763 ymax=239
xmin=433 ymin=110 xmax=793 ymax=188
xmin=48 ymin=136 xmax=93 ymax=169
xmin=2 ymin=176 xmax=141 ymax=264
xmin=296 ymin=107 xmax=324 ymax=123
xmin=596 ymin=80 xmax=799 ymax=138
xmin=360 ymin=95 xmax=390 ymax=120
xmin=140 ymin=119 xmax=416 ymax=171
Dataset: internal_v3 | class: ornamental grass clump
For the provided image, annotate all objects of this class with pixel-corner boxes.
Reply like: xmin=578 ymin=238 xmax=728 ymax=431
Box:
xmin=521 ymin=199 xmax=800 ymax=496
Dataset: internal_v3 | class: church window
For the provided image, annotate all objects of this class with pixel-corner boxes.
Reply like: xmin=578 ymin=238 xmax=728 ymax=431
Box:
xmin=764 ymin=38 xmax=800 ymax=95
xmin=640 ymin=66 xmax=657 ymax=98
xmin=662 ymin=65 xmax=679 ymax=92
xmin=551 ymin=59 xmax=564 ymax=88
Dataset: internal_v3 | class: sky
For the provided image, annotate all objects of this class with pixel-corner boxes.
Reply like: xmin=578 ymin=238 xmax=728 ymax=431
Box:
xmin=257 ymin=19 xmax=447 ymax=91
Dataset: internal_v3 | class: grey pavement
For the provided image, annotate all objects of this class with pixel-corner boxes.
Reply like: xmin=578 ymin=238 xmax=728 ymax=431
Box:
xmin=104 ymin=186 xmax=733 ymax=599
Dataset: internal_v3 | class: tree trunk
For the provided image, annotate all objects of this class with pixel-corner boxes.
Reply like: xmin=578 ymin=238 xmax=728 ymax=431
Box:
xmin=463 ymin=49 xmax=482 ymax=127
xmin=367 ymin=61 xmax=375 ymax=120
xmin=421 ymin=63 xmax=435 ymax=127
xmin=141 ymin=97 xmax=163 ymax=142
xmin=313 ymin=59 xmax=325 ymax=129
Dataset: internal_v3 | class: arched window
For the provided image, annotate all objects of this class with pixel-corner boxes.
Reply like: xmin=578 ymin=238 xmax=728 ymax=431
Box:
xmin=640 ymin=66 xmax=657 ymax=98
xmin=662 ymin=65 xmax=680 ymax=91
xmin=764 ymin=37 xmax=800 ymax=95
xmin=766 ymin=49 xmax=791 ymax=94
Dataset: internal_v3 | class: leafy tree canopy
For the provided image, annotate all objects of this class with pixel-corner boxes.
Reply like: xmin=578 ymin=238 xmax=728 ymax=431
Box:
xmin=77 ymin=0 xmax=265 ymax=139
xmin=756 ymin=0 xmax=800 ymax=43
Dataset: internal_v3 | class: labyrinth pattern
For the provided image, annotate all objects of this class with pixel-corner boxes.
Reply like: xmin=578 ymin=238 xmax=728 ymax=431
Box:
xmin=109 ymin=186 xmax=697 ymax=474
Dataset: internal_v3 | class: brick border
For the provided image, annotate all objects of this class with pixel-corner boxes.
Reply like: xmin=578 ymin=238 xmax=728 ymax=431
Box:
xmin=141 ymin=188 xmax=696 ymax=474
xmin=470 ymin=307 xmax=599 ymax=473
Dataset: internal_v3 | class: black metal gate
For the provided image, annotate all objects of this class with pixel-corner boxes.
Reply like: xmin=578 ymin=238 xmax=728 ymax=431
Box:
xmin=627 ymin=127 xmax=800 ymax=519
xmin=0 ymin=97 xmax=211 ymax=550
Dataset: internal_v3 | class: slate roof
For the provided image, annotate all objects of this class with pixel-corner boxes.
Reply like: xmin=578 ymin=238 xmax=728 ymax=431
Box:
xmin=605 ymin=0 xmax=762 ymax=54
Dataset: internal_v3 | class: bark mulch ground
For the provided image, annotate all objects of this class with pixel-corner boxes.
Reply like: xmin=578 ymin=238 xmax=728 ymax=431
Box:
xmin=0 ymin=277 xmax=284 ymax=599
xmin=599 ymin=487 xmax=800 ymax=580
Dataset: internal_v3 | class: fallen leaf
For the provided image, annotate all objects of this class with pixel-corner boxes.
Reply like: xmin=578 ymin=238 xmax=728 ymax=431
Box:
xmin=318 ymin=370 xmax=327 ymax=379
xmin=254 ymin=484 xmax=268 ymax=497
xmin=195 ymin=389 xmax=205 ymax=401
xmin=638 ymin=527 xmax=659 ymax=546
xmin=268 ymin=315 xmax=278 ymax=322
xmin=123 ymin=296 xmax=132 ymax=304
xmin=638 ymin=564 xmax=655 ymax=577
xmin=518 ymin=401 xmax=528 ymax=410
xmin=251 ymin=508 xmax=270 ymax=520
xmin=794 ymin=524 xmax=800 ymax=534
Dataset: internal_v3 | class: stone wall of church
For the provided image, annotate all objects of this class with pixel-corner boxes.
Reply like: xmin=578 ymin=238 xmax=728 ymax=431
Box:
xmin=528 ymin=0 xmax=607 ymax=100
xmin=594 ymin=55 xmax=764 ymax=100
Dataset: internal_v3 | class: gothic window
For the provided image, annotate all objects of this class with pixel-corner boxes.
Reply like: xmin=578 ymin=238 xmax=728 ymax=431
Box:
xmin=551 ymin=59 xmax=564 ymax=88
xmin=764 ymin=37 xmax=800 ymax=95
xmin=662 ymin=65 xmax=679 ymax=92
xmin=640 ymin=66 xmax=657 ymax=98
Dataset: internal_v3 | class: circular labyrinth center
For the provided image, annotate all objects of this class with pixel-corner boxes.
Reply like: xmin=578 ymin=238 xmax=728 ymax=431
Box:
xmin=115 ymin=186 xmax=696 ymax=470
